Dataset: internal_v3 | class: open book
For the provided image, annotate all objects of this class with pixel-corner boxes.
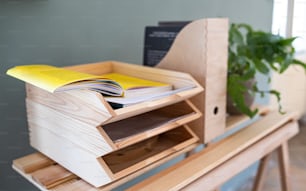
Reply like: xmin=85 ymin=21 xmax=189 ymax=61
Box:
xmin=6 ymin=65 xmax=172 ymax=99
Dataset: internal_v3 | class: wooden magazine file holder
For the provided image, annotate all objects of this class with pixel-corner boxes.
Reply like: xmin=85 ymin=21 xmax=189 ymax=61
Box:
xmin=157 ymin=18 xmax=229 ymax=142
xmin=13 ymin=18 xmax=229 ymax=189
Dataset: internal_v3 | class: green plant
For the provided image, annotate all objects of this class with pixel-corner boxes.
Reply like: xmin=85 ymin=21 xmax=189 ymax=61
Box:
xmin=227 ymin=23 xmax=306 ymax=118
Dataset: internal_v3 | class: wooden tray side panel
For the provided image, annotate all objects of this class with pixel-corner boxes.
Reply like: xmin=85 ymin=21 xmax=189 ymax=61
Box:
xmin=26 ymin=84 xmax=114 ymax=126
xmin=157 ymin=18 xmax=229 ymax=143
xmin=26 ymin=99 xmax=116 ymax=155
xmin=29 ymin=124 xmax=112 ymax=187
xmin=64 ymin=61 xmax=114 ymax=75
xmin=111 ymin=61 xmax=203 ymax=90
xmin=102 ymin=125 xmax=199 ymax=179
xmin=103 ymin=100 xmax=201 ymax=149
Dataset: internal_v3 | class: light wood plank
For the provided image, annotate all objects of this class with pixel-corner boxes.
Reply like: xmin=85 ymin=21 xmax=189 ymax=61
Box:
xmin=278 ymin=142 xmax=292 ymax=191
xmin=31 ymin=165 xmax=77 ymax=189
xmin=252 ymin=153 xmax=273 ymax=191
xmin=64 ymin=61 xmax=113 ymax=76
xmin=12 ymin=153 xmax=54 ymax=173
xmin=181 ymin=122 xmax=298 ymax=191
xmin=126 ymin=111 xmax=297 ymax=191
xmin=52 ymin=180 xmax=100 ymax=191
xmin=13 ymin=164 xmax=52 ymax=191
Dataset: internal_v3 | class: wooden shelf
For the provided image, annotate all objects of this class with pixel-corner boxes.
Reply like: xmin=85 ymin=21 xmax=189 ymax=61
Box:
xmin=127 ymin=111 xmax=299 ymax=191
xmin=13 ymin=110 xmax=299 ymax=190
xmin=13 ymin=143 xmax=199 ymax=191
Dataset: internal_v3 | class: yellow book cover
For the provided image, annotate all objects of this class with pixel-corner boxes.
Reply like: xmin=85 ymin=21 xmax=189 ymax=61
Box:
xmin=6 ymin=64 xmax=172 ymax=98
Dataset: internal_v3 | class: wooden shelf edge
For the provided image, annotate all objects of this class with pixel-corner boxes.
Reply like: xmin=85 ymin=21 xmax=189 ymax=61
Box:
xmin=12 ymin=164 xmax=50 ymax=191
xmin=126 ymin=111 xmax=299 ymax=190
xmin=181 ymin=122 xmax=299 ymax=190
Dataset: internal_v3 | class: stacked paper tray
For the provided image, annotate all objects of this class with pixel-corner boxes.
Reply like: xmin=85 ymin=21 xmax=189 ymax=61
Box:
xmin=25 ymin=61 xmax=203 ymax=187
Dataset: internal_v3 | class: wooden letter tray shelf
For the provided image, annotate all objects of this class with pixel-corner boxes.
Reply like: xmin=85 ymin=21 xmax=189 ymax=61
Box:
xmin=25 ymin=61 xmax=203 ymax=187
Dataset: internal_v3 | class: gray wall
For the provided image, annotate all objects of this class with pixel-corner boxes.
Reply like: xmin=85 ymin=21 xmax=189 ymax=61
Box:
xmin=0 ymin=0 xmax=273 ymax=190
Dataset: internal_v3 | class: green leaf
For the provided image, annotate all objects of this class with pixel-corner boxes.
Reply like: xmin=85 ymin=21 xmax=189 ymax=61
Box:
xmin=254 ymin=59 xmax=270 ymax=74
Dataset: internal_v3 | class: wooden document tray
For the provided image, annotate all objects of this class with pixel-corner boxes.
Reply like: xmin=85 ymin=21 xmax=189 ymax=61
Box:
xmin=25 ymin=61 xmax=203 ymax=187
